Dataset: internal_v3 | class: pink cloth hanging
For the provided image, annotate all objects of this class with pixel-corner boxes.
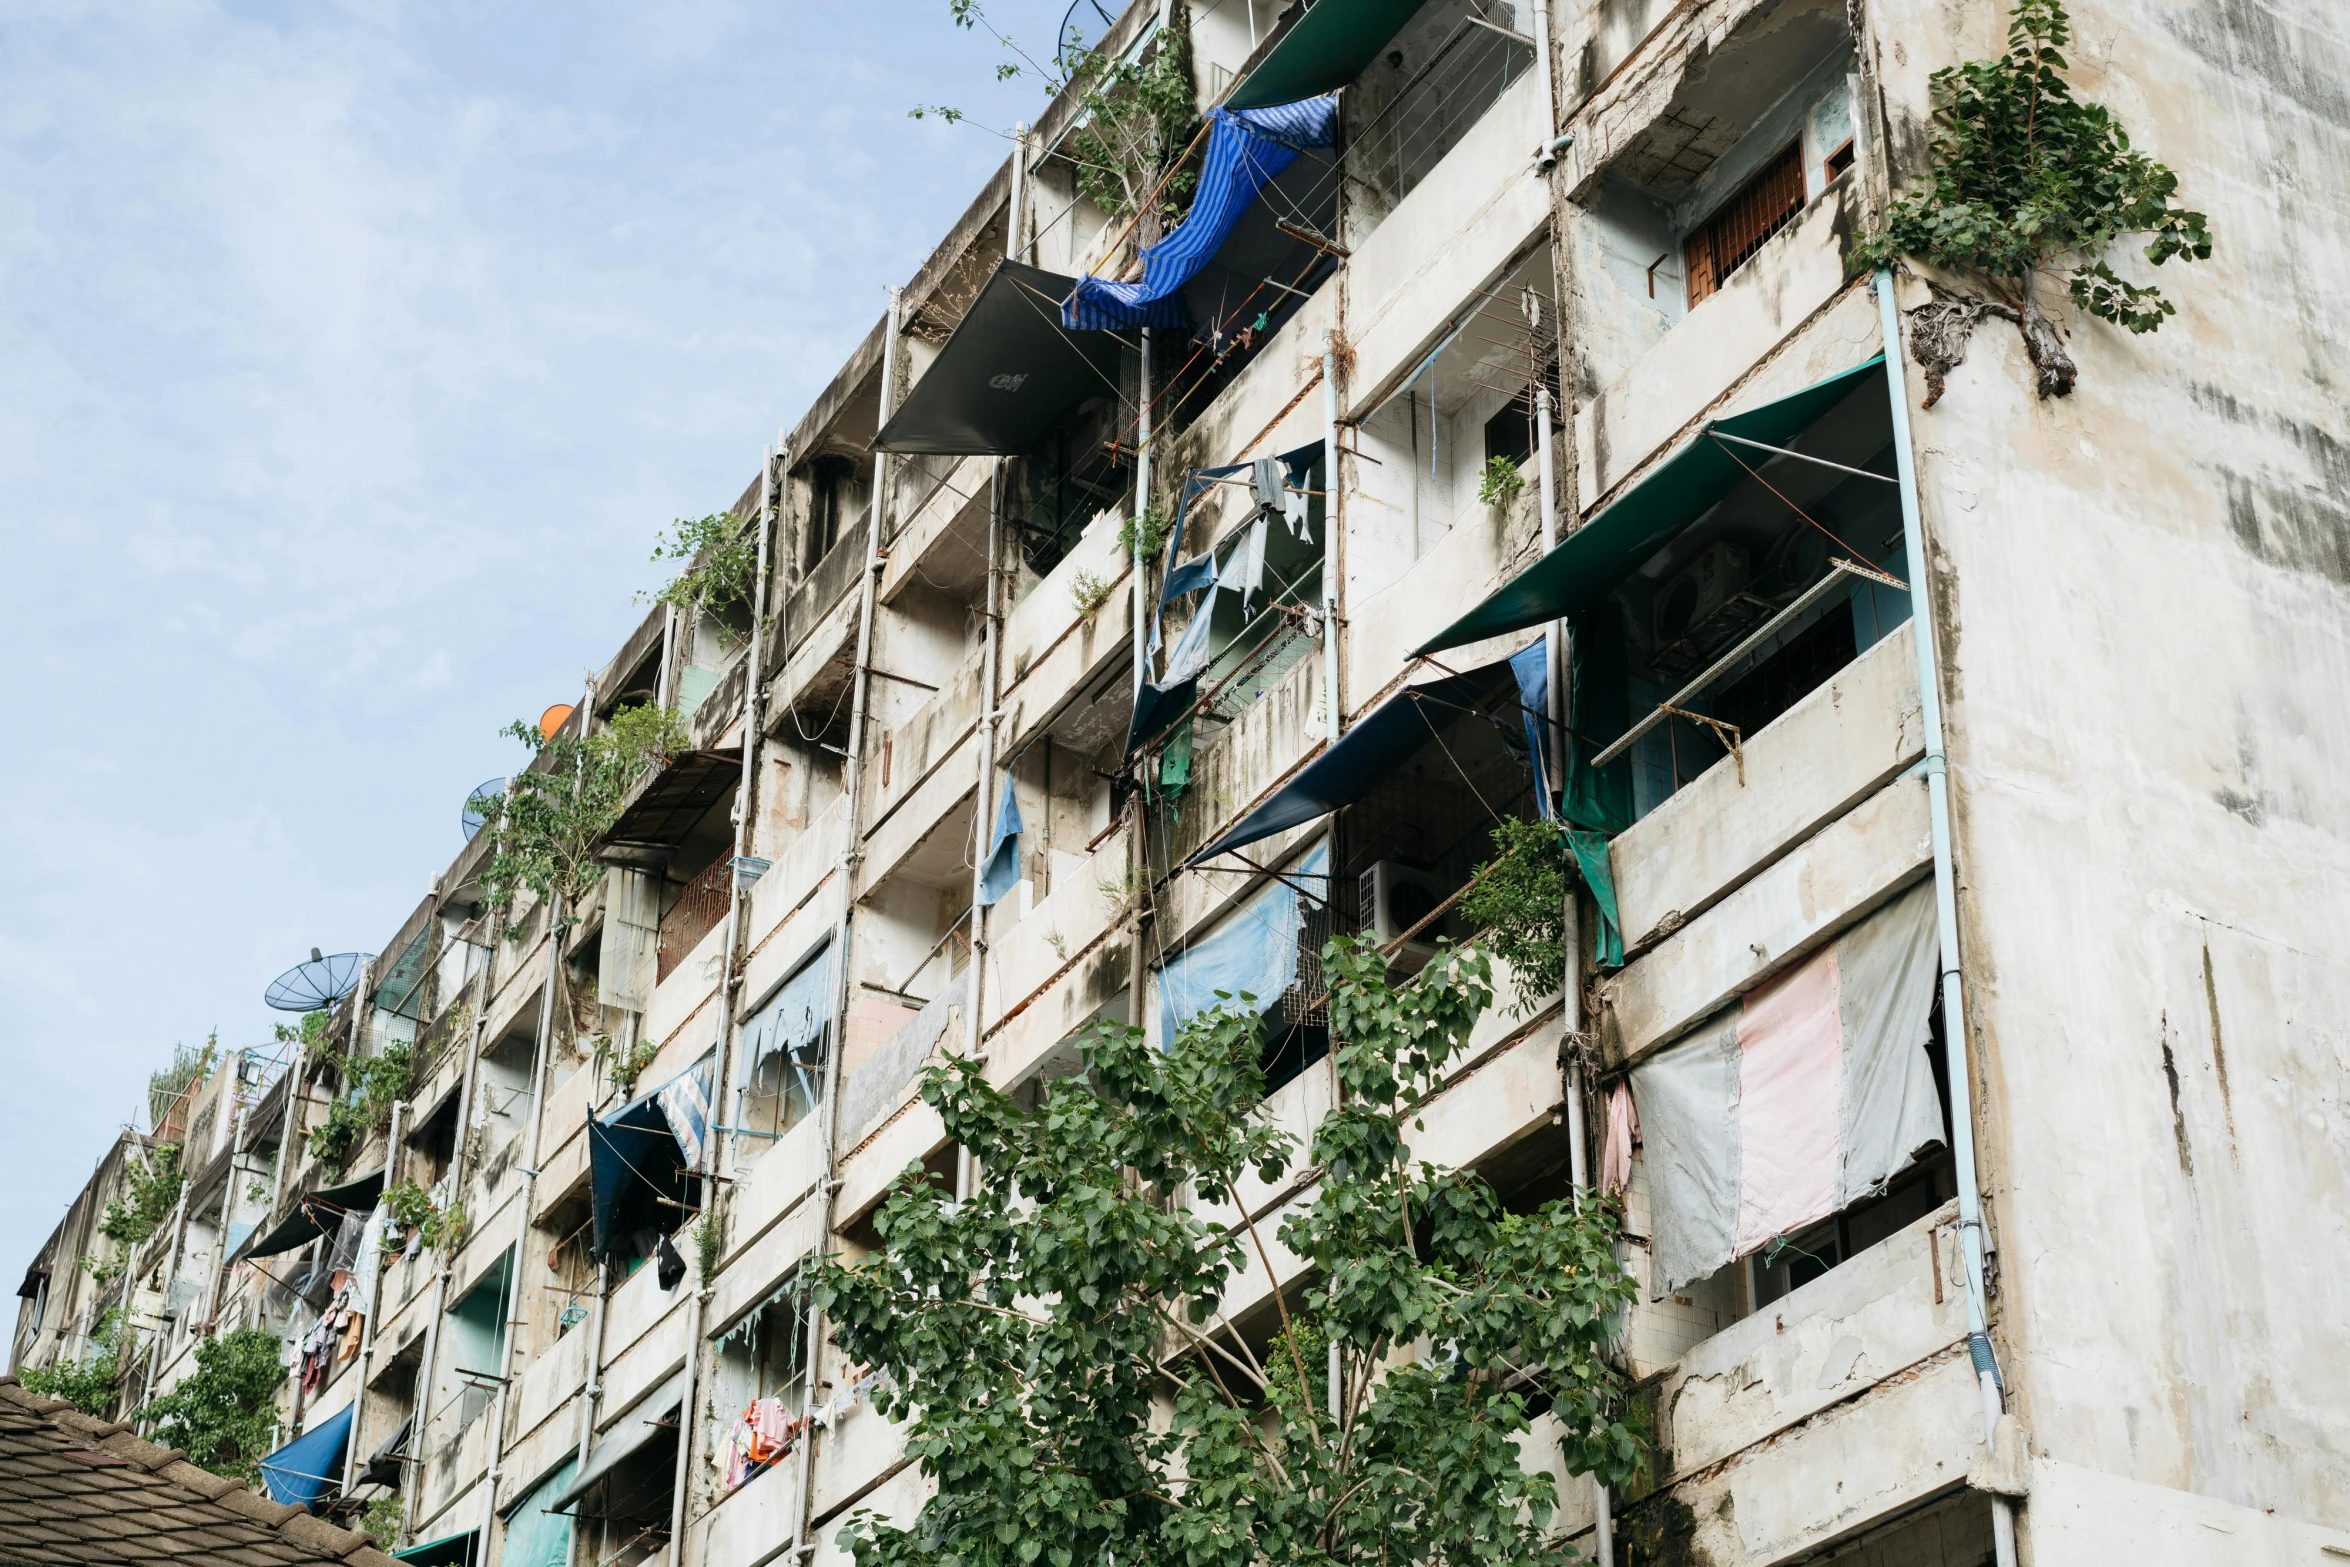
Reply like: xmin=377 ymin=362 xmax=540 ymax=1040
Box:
xmin=1602 ymin=1080 xmax=1639 ymax=1198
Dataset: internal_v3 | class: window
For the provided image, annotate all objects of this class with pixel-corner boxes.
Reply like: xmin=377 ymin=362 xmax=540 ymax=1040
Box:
xmin=1483 ymin=394 xmax=1534 ymax=470
xmin=805 ymin=454 xmax=859 ymax=573
xmin=736 ymin=947 xmax=835 ymax=1144
xmin=444 ymin=1250 xmax=513 ymax=1430
xmin=1821 ymin=137 xmax=1855 ymax=184
xmin=1683 ymin=141 xmax=1807 ymax=305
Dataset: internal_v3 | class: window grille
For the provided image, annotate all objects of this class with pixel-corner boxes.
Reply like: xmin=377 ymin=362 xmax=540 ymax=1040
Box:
xmin=1684 ymin=141 xmax=1807 ymax=305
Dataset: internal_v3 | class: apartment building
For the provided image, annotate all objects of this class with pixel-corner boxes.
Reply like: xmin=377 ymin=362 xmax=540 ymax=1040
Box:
xmin=14 ymin=0 xmax=2347 ymax=1564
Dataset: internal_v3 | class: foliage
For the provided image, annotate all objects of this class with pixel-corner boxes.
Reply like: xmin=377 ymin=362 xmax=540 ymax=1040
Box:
xmin=382 ymin=1178 xmax=468 ymax=1253
xmin=81 ymin=1254 xmax=127 ymax=1290
xmin=306 ymin=1043 xmax=414 ymax=1172
xmin=814 ymin=932 xmax=1640 ymax=1567
xmin=478 ymin=703 xmax=690 ymax=926
xmin=20 ymin=1310 xmax=126 ymax=1417
xmin=1477 ymin=455 xmax=1526 ymax=511
xmin=147 ymin=1036 xmax=217 ymax=1134
xmin=99 ymin=1142 xmax=185 ymax=1248
xmin=1459 ymin=816 xmax=1577 ymax=1010
xmin=644 ymin=511 xmax=761 ymax=617
xmin=136 ymin=1327 xmax=286 ymax=1485
xmin=1068 ymin=569 xmax=1116 ymax=617
xmin=922 ymin=1 xmax=1200 ymax=234
xmin=1855 ymin=0 xmax=2210 ymax=399
xmin=694 ymin=1213 xmax=725 ymax=1280
xmin=357 ymin=1496 xmax=403 ymax=1552
xmin=1116 ymin=502 xmax=1173 ymax=566
xmin=604 ymin=1034 xmax=662 ymax=1098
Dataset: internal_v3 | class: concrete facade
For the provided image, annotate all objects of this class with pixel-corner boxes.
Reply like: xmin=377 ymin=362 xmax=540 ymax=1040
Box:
xmin=14 ymin=1 xmax=2349 ymax=1564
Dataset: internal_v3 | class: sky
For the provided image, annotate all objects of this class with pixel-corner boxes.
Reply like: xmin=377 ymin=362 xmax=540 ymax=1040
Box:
xmin=0 ymin=0 xmax=1074 ymax=1277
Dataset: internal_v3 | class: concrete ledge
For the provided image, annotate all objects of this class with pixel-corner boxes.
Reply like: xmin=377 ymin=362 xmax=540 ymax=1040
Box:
xmin=1598 ymin=772 xmax=1931 ymax=1069
xmin=1612 ymin=622 xmax=1924 ymax=952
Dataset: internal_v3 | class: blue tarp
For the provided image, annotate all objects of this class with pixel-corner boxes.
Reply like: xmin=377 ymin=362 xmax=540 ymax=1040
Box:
xmin=589 ymin=1053 xmax=714 ymax=1262
xmin=1064 ymin=97 xmax=1338 ymax=331
xmin=258 ymin=1400 xmax=352 ymax=1510
xmin=979 ymin=775 xmax=1023 ymax=906
xmin=1511 ymin=640 xmax=1555 ymax=819
xmin=1126 ymin=440 xmax=1324 ymax=759
xmin=1156 ymin=840 xmax=1330 ymax=1047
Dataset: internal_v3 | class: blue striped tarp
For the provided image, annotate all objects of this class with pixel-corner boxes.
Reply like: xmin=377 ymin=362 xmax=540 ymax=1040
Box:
xmin=1062 ymin=95 xmax=1338 ymax=331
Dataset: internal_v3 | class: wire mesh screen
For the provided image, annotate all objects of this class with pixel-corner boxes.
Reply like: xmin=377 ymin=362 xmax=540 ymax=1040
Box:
xmin=658 ymin=856 xmax=735 ymax=984
xmin=1280 ymin=893 xmax=1335 ymax=1027
xmin=1348 ymin=10 xmax=1535 ymax=208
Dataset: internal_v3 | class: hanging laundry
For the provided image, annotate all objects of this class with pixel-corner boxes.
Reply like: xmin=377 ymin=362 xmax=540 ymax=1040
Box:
xmin=656 ymin=1233 xmax=686 ymax=1292
xmin=1601 ymin=1081 xmax=1639 ymax=1199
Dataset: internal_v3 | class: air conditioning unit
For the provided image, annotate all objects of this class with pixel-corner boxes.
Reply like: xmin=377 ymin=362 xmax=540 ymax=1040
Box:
xmin=1652 ymin=541 xmax=1752 ymax=649
xmin=1359 ymin=861 xmax=1449 ymax=971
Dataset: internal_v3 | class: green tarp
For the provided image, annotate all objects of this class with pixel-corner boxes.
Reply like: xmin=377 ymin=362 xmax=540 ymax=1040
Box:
xmin=1227 ymin=0 xmax=1434 ymax=109
xmin=1412 ymin=356 xmax=1888 ymax=658
xmin=391 ymin=1528 xmax=477 ymax=1565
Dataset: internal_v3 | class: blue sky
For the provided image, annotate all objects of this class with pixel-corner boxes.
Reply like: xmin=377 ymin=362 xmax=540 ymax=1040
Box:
xmin=0 ymin=0 xmax=1069 ymax=1276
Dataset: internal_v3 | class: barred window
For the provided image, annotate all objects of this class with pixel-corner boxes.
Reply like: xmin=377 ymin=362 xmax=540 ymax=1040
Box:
xmin=1684 ymin=142 xmax=1807 ymax=305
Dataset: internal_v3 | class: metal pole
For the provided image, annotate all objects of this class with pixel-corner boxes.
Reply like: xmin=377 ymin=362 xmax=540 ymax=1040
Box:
xmin=1008 ymin=124 xmax=1029 ymax=263
xmin=961 ymin=459 xmax=1005 ymax=1181
xmin=792 ymin=284 xmax=900 ymax=1566
xmin=339 ymin=1097 xmax=403 ymax=1497
xmin=1133 ymin=329 xmax=1153 ymax=697
xmin=1873 ymin=269 xmax=2018 ymax=1567
xmin=1320 ymin=330 xmax=1342 ymax=741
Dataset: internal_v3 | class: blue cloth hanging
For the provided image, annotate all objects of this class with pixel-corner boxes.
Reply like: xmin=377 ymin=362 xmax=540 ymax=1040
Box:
xmin=1155 ymin=841 xmax=1330 ymax=1048
xmin=1509 ymin=640 xmax=1555 ymax=821
xmin=258 ymin=1401 xmax=354 ymax=1509
xmin=589 ymin=1052 xmax=715 ymax=1262
xmin=1063 ymin=96 xmax=1339 ymax=331
xmin=979 ymin=775 xmax=1023 ymax=907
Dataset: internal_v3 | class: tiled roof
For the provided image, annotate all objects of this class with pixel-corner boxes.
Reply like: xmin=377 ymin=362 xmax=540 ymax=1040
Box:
xmin=0 ymin=1377 xmax=397 ymax=1566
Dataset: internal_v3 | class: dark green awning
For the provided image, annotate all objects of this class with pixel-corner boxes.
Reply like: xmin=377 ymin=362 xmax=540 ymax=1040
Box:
xmin=392 ymin=1527 xmax=478 ymax=1565
xmin=1413 ymin=356 xmax=1886 ymax=657
xmin=872 ymin=260 xmax=1129 ymax=456
xmin=1227 ymin=0 xmax=1433 ymax=110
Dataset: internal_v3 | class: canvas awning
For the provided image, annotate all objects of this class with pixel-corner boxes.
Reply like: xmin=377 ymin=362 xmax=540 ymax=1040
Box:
xmin=1227 ymin=0 xmax=1433 ymax=109
xmin=872 ymin=260 xmax=1129 ymax=456
xmin=1186 ymin=646 xmax=1543 ymax=866
xmin=588 ymin=1054 xmax=714 ymax=1262
xmin=601 ymin=749 xmax=739 ymax=852
xmin=1413 ymin=357 xmax=1887 ymax=658
xmin=545 ymin=1376 xmax=685 ymax=1516
xmin=233 ymin=1165 xmax=386 ymax=1263
xmin=257 ymin=1401 xmax=353 ymax=1510
xmin=391 ymin=1528 xmax=479 ymax=1565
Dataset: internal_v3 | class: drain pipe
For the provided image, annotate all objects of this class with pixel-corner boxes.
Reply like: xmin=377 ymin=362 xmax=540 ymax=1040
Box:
xmin=399 ymin=967 xmax=494 ymax=1549
xmin=1319 ymin=329 xmax=1342 ymax=741
xmin=339 ymin=1097 xmax=405 ymax=1497
xmin=662 ymin=448 xmax=781 ymax=1557
xmin=790 ymin=284 xmax=900 ymax=1564
xmin=1538 ymin=373 xmax=1614 ymax=1567
xmin=1873 ymin=270 xmax=2018 ymax=1567
xmin=1133 ymin=328 xmax=1153 ymax=697
xmin=960 ymin=458 xmax=1005 ymax=1175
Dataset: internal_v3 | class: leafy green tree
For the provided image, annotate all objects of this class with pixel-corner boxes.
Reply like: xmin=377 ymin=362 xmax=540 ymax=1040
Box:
xmin=306 ymin=1042 xmax=415 ymax=1172
xmin=478 ymin=702 xmax=690 ymax=927
xmin=138 ymin=1328 xmax=287 ymax=1485
xmin=644 ymin=511 xmax=761 ymax=618
xmin=1857 ymin=0 xmax=2211 ymax=400
xmin=816 ymin=934 xmax=1640 ymax=1567
xmin=99 ymin=1143 xmax=185 ymax=1248
xmin=19 ymin=1310 xmax=127 ymax=1417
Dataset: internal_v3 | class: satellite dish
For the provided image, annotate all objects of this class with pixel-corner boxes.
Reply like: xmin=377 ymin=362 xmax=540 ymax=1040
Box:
xmin=538 ymin=703 xmax=576 ymax=740
xmin=1057 ymin=0 xmax=1117 ymax=63
xmin=264 ymin=951 xmax=374 ymax=1013
xmin=461 ymin=777 xmax=508 ymax=842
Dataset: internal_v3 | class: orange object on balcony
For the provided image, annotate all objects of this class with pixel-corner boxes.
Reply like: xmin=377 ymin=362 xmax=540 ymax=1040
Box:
xmin=538 ymin=703 xmax=576 ymax=740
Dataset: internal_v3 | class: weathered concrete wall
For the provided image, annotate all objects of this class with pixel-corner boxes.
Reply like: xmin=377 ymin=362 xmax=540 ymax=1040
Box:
xmin=1866 ymin=0 xmax=2350 ymax=1538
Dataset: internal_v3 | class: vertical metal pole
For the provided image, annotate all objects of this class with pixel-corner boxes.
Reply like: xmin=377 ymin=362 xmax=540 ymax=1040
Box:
xmin=1133 ymin=329 xmax=1153 ymax=696
xmin=339 ymin=1098 xmax=403 ymax=1496
xmin=1320 ymin=330 xmax=1342 ymax=741
xmin=793 ymin=284 xmax=900 ymax=1567
xmin=1874 ymin=270 xmax=2018 ymax=1567
xmin=1008 ymin=124 xmax=1029 ymax=263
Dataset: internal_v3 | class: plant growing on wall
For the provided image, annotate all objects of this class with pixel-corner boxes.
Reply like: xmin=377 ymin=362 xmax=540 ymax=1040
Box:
xmin=1068 ymin=569 xmax=1116 ymax=617
xmin=136 ymin=1327 xmax=287 ymax=1484
xmin=1460 ymin=816 xmax=1576 ymax=1008
xmin=146 ymin=1036 xmax=216 ymax=1136
xmin=478 ymin=702 xmax=690 ymax=930
xmin=383 ymin=1178 xmax=469 ymax=1254
xmin=1116 ymin=500 xmax=1173 ymax=566
xmin=305 ymin=1042 xmax=415 ymax=1172
xmin=644 ymin=511 xmax=760 ymax=617
xmin=601 ymin=1033 xmax=662 ymax=1099
xmin=20 ymin=1309 xmax=127 ymax=1416
xmin=1855 ymin=0 xmax=2211 ymax=401
xmin=1477 ymin=454 xmax=1526 ymax=511
xmin=914 ymin=1 xmax=1200 ymax=238
xmin=815 ymin=933 xmax=1641 ymax=1567
xmin=98 ymin=1142 xmax=185 ymax=1248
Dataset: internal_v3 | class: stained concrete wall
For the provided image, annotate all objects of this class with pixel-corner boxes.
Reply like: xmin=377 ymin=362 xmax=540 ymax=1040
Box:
xmin=1866 ymin=0 xmax=2350 ymax=1539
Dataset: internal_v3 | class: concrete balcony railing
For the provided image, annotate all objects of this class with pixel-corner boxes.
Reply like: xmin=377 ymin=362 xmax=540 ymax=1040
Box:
xmin=1162 ymin=653 xmax=1325 ymax=870
xmin=693 ymin=1436 xmax=805 ymax=1567
xmin=860 ymin=647 xmax=983 ymax=837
